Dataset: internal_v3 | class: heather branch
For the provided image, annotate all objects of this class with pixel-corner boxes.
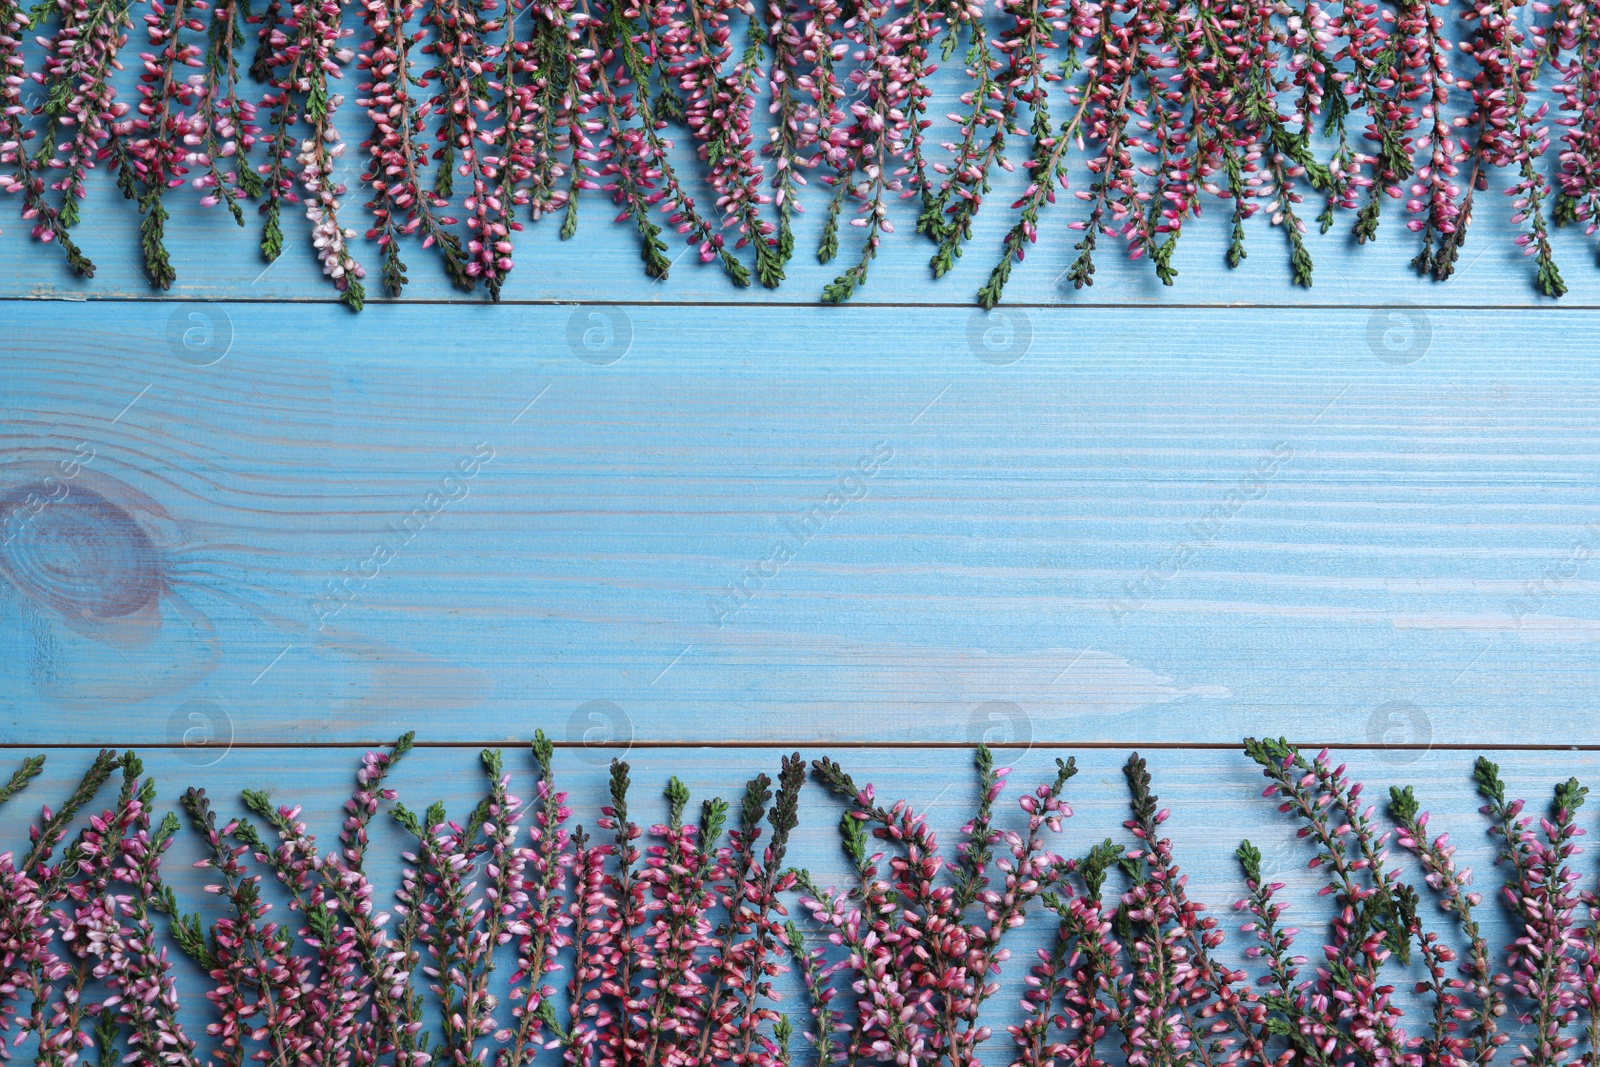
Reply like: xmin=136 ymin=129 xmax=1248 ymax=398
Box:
xmin=1390 ymin=785 xmax=1507 ymax=1065
xmin=0 ymin=756 xmax=45 ymax=810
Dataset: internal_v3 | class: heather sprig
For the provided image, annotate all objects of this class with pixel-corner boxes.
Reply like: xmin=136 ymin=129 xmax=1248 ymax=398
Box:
xmin=105 ymin=800 xmax=203 ymax=1067
xmin=257 ymin=0 xmax=368 ymax=307
xmin=190 ymin=0 xmax=261 ymax=222
xmin=29 ymin=0 xmax=136 ymax=264
xmin=1551 ymin=0 xmax=1600 ymax=247
xmin=701 ymin=754 xmax=805 ymax=1066
xmin=1011 ymin=841 xmax=1113 ymax=1067
xmin=819 ymin=0 xmax=920 ymax=302
xmin=0 ymin=756 xmax=45 ymax=810
xmin=1233 ymin=840 xmax=1333 ymax=1067
xmin=1057 ymin=0 xmax=1149 ymax=294
xmin=761 ymin=0 xmax=809 ymax=272
xmin=1044 ymin=839 xmax=1128 ymax=1067
xmin=22 ymin=749 xmax=120 ymax=880
xmin=672 ymin=0 xmax=783 ymax=287
xmin=637 ymin=777 xmax=726 ymax=1067
xmin=356 ymin=0 xmax=470 ymax=295
xmin=419 ymin=0 xmax=503 ymax=295
xmin=945 ymin=754 xmax=1077 ymax=1067
xmin=567 ymin=0 xmax=676 ymax=281
xmin=27 ymin=754 xmax=151 ymax=1067
xmin=1114 ymin=843 xmax=1198 ymax=1067
xmin=1400 ymin=0 xmax=1461 ymax=277
xmin=229 ymin=801 xmax=367 ymax=1067
xmin=466 ymin=750 xmax=531 ymax=1062
xmin=0 ymin=850 xmax=58 ymax=1063
xmin=693 ymin=769 xmax=776 ymax=1066
xmin=227 ymin=738 xmax=415 ymax=1067
xmin=1475 ymin=758 xmax=1587 ymax=1067
xmin=807 ymin=749 xmax=1080 ymax=1067
xmin=179 ymin=786 xmax=311 ymax=1067
xmin=500 ymin=732 xmax=575 ymax=1067
xmin=0 ymin=0 xmax=44 ymax=239
xmin=124 ymin=0 xmax=205 ymax=288
xmin=1402 ymin=881 xmax=1477 ymax=1067
xmin=1438 ymin=0 xmax=1566 ymax=295
xmin=1390 ymin=784 xmax=1507 ymax=1065
xmin=593 ymin=0 xmax=751 ymax=284
xmin=978 ymin=5 xmax=1101 ymax=308
xmin=926 ymin=15 xmax=1012 ymax=279
xmin=466 ymin=0 xmax=535 ymax=300
xmin=14 ymin=0 xmax=127 ymax=276
xmin=554 ymin=824 xmax=614 ymax=1067
xmin=804 ymin=757 xmax=944 ymax=1064
xmin=1243 ymin=738 xmax=1417 ymax=1066
xmin=781 ymin=919 xmax=839 ymax=1067
xmin=1122 ymin=753 xmax=1271 ymax=1067
xmin=392 ymin=750 xmax=525 ymax=1067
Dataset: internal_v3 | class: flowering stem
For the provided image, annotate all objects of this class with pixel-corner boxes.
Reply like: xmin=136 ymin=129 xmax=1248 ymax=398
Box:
xmin=22 ymin=749 xmax=119 ymax=879
xmin=193 ymin=0 xmax=262 ymax=224
xmin=500 ymin=733 xmax=573 ymax=1067
xmin=1390 ymin=784 xmax=1507 ymax=1065
xmin=978 ymin=16 xmax=1098 ymax=308
xmin=820 ymin=0 xmax=914 ymax=302
xmin=180 ymin=786 xmax=309 ymax=1067
xmin=0 ymin=756 xmax=45 ymax=810
xmin=1234 ymin=841 xmax=1339 ymax=1067
xmin=927 ymin=18 xmax=1010 ymax=278
xmin=1475 ymin=759 xmax=1586 ymax=1067
xmin=636 ymin=781 xmax=724 ymax=1066
xmin=127 ymin=0 xmax=203 ymax=289
xmin=357 ymin=0 xmax=470 ymax=294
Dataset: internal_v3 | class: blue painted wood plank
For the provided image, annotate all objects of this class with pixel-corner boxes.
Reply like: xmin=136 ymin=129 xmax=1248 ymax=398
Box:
xmin=0 ymin=743 xmax=1585 ymax=1064
xmin=2 ymin=302 xmax=1598 ymax=748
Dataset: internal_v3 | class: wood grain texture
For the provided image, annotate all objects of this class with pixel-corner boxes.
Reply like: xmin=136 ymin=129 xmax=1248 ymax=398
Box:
xmin=3 ymin=301 xmax=1598 ymax=748
xmin=0 ymin=743 xmax=1586 ymax=1065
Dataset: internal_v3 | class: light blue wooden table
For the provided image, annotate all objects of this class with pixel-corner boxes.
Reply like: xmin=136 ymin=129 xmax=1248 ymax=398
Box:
xmin=2 ymin=104 xmax=1599 ymax=1062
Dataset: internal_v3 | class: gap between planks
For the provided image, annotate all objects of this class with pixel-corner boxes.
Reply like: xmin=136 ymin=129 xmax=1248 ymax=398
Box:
xmin=6 ymin=296 xmax=1600 ymax=311
xmin=1 ymin=741 xmax=1593 ymax=751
